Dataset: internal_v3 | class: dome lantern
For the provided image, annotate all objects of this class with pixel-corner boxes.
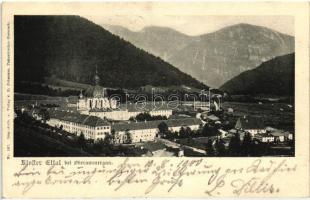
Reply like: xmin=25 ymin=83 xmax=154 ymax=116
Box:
xmin=94 ymin=66 xmax=100 ymax=85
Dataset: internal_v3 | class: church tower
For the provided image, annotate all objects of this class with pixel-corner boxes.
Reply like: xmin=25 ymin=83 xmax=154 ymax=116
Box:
xmin=77 ymin=67 xmax=117 ymax=111
xmin=94 ymin=66 xmax=100 ymax=86
xmin=92 ymin=66 xmax=105 ymax=98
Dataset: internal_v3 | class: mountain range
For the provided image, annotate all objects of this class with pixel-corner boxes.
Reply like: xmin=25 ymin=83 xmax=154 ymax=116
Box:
xmin=14 ymin=16 xmax=207 ymax=90
xmin=104 ymin=23 xmax=294 ymax=88
xmin=220 ymin=53 xmax=294 ymax=95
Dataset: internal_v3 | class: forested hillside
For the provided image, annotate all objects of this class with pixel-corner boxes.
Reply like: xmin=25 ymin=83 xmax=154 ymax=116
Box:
xmin=14 ymin=16 xmax=207 ymax=90
xmin=220 ymin=53 xmax=294 ymax=95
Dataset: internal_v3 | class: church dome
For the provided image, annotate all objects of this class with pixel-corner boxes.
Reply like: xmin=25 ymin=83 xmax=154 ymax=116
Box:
xmin=84 ymin=85 xmax=107 ymax=98
xmin=93 ymin=85 xmax=106 ymax=98
xmin=83 ymin=66 xmax=107 ymax=98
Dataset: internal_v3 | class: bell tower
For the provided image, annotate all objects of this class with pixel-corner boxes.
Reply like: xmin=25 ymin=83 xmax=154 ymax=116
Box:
xmin=92 ymin=66 xmax=105 ymax=98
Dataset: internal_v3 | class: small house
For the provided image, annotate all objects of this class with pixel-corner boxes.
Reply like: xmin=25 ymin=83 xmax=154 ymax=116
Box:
xmin=270 ymin=131 xmax=285 ymax=142
xmin=270 ymin=130 xmax=293 ymax=142
xmin=235 ymin=116 xmax=266 ymax=136
xmin=254 ymin=133 xmax=274 ymax=143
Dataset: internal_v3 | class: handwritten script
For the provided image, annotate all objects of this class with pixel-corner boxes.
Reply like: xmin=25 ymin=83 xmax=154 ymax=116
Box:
xmin=11 ymin=158 xmax=297 ymax=196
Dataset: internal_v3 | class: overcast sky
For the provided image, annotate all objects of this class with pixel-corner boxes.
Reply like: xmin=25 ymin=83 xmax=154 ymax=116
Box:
xmin=85 ymin=15 xmax=294 ymax=36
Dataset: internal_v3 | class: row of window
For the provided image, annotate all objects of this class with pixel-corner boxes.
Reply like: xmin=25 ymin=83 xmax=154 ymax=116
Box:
xmin=150 ymin=110 xmax=171 ymax=113
xmin=97 ymin=132 xmax=108 ymax=136
xmin=73 ymin=130 xmax=108 ymax=138
xmin=134 ymin=134 xmax=153 ymax=138
xmin=60 ymin=120 xmax=111 ymax=131
xmin=96 ymin=126 xmax=110 ymax=130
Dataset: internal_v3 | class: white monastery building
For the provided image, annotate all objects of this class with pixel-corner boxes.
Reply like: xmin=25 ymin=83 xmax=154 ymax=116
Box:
xmin=111 ymin=118 xmax=202 ymax=144
xmin=47 ymin=108 xmax=202 ymax=143
xmin=76 ymin=69 xmax=172 ymax=121
xmin=47 ymin=109 xmax=111 ymax=141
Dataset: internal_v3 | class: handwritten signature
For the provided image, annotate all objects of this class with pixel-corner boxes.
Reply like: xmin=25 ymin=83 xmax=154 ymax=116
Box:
xmin=10 ymin=158 xmax=297 ymax=196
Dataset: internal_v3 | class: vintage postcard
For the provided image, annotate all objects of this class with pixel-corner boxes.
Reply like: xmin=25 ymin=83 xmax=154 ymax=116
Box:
xmin=1 ymin=2 xmax=310 ymax=198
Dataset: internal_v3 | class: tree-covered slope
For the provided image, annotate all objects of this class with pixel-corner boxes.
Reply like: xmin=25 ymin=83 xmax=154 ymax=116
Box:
xmin=220 ymin=53 xmax=294 ymax=95
xmin=14 ymin=16 xmax=207 ymax=89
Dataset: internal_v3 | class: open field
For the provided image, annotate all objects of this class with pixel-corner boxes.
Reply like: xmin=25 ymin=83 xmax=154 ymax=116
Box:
xmin=222 ymin=102 xmax=294 ymax=132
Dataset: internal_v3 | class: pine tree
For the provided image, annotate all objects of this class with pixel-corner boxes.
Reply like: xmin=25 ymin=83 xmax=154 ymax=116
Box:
xmin=206 ymin=139 xmax=215 ymax=156
xmin=215 ymin=139 xmax=226 ymax=156
xmin=179 ymin=127 xmax=186 ymax=138
xmin=158 ymin=122 xmax=168 ymax=135
xmin=103 ymin=134 xmax=113 ymax=145
xmin=110 ymin=129 xmax=116 ymax=144
xmin=77 ymin=133 xmax=87 ymax=150
xmin=241 ymin=132 xmax=252 ymax=156
xmin=229 ymin=132 xmax=241 ymax=156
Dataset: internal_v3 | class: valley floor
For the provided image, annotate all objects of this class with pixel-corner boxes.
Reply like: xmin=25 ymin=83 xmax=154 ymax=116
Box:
xmin=13 ymin=93 xmax=295 ymax=157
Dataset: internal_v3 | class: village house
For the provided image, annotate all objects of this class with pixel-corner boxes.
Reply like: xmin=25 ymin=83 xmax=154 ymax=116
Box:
xmin=270 ymin=130 xmax=293 ymax=142
xmin=138 ymin=142 xmax=169 ymax=156
xmin=181 ymin=101 xmax=210 ymax=111
xmin=165 ymin=118 xmax=202 ymax=132
xmin=270 ymin=131 xmax=285 ymax=142
xmin=254 ymin=133 xmax=275 ymax=143
xmin=235 ymin=116 xmax=266 ymax=136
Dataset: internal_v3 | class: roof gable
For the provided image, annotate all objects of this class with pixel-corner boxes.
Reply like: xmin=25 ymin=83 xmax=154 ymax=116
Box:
xmin=235 ymin=116 xmax=265 ymax=130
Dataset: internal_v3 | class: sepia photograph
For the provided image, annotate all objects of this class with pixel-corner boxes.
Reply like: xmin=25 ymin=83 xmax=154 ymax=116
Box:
xmin=13 ymin=14 xmax=295 ymax=157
